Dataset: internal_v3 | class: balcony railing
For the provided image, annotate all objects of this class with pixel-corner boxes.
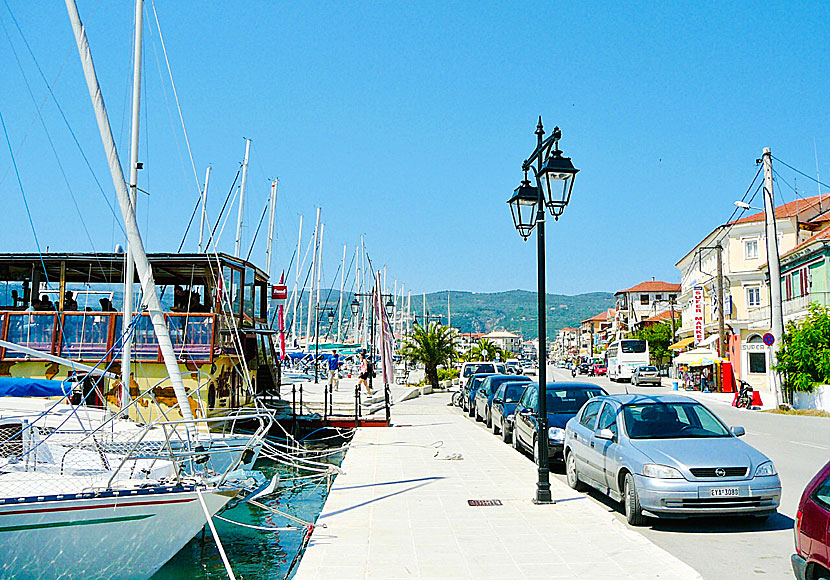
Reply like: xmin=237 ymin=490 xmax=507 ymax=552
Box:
xmin=0 ymin=311 xmax=215 ymax=363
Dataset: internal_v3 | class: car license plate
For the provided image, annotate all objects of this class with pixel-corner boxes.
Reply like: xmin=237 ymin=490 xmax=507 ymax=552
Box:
xmin=709 ymin=487 xmax=741 ymax=497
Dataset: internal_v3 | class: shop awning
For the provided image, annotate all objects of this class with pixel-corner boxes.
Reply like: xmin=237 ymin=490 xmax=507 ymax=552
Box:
xmin=699 ymin=334 xmax=719 ymax=347
xmin=675 ymin=348 xmax=722 ymax=366
xmin=669 ymin=337 xmax=694 ymax=350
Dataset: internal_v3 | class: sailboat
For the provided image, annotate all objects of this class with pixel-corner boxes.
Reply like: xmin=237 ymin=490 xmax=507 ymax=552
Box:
xmin=0 ymin=2 xmax=272 ymax=577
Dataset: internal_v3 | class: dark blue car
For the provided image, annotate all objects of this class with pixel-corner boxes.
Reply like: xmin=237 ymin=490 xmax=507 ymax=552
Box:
xmin=474 ymin=374 xmax=531 ymax=427
xmin=512 ymin=382 xmax=606 ymax=465
xmin=462 ymin=373 xmax=494 ymax=415
xmin=490 ymin=381 xmax=533 ymax=442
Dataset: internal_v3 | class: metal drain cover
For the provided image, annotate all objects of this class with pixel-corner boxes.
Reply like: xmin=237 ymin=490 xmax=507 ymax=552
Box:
xmin=468 ymin=499 xmax=503 ymax=507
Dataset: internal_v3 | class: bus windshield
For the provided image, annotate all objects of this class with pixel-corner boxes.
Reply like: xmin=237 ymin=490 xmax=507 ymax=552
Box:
xmin=621 ymin=340 xmax=647 ymax=353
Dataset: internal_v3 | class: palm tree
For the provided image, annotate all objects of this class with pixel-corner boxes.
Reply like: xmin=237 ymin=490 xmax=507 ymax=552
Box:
xmin=469 ymin=338 xmax=507 ymax=362
xmin=400 ymin=322 xmax=459 ymax=390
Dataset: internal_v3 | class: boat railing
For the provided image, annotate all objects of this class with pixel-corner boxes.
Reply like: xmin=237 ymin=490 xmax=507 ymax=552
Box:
xmin=0 ymin=310 xmax=216 ymax=363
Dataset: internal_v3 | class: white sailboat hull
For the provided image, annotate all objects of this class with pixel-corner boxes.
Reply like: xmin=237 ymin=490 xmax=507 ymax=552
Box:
xmin=0 ymin=485 xmax=235 ymax=580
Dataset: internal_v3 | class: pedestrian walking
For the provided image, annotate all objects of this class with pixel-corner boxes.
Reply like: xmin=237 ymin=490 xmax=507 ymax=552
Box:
xmin=328 ymin=350 xmax=341 ymax=391
xmin=357 ymin=351 xmax=374 ymax=395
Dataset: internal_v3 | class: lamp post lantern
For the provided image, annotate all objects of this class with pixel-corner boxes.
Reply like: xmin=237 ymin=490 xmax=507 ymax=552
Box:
xmin=507 ymin=117 xmax=578 ymax=505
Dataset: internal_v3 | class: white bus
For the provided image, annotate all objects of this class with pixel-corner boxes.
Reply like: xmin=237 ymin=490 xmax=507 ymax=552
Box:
xmin=606 ymin=339 xmax=650 ymax=382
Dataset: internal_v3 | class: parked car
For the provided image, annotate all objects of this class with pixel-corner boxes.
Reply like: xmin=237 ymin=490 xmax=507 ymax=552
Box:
xmin=512 ymin=382 xmax=607 ymax=465
xmin=490 ymin=381 xmax=532 ymax=442
xmin=474 ymin=374 xmax=532 ymax=427
xmin=792 ymin=460 xmax=830 ymax=580
xmin=632 ymin=366 xmax=661 ymax=386
xmin=505 ymin=359 xmax=522 ymax=375
xmin=459 ymin=362 xmax=498 ymax=381
xmin=461 ymin=373 xmax=495 ymax=415
xmin=577 ymin=363 xmax=590 ymax=375
xmin=590 ymin=363 xmax=607 ymax=376
xmin=564 ymin=394 xmax=781 ymax=526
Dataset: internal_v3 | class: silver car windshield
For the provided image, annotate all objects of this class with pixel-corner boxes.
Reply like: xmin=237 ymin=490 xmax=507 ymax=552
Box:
xmin=623 ymin=403 xmax=730 ymax=439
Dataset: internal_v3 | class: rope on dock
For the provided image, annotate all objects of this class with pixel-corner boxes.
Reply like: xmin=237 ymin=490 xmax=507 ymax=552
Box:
xmin=213 ymin=515 xmax=301 ymax=532
xmin=196 ymin=488 xmax=237 ymax=580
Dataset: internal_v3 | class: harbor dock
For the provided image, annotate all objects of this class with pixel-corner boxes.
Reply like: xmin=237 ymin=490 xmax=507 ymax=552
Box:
xmin=294 ymin=384 xmax=702 ymax=580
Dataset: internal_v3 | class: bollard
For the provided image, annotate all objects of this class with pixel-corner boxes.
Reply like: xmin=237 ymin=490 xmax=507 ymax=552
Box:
xmin=324 ymin=384 xmax=328 ymax=421
xmin=354 ymin=384 xmax=360 ymax=425
xmin=384 ymin=384 xmax=391 ymax=424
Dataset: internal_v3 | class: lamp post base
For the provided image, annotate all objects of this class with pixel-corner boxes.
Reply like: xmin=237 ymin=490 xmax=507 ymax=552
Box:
xmin=533 ymin=481 xmax=554 ymax=505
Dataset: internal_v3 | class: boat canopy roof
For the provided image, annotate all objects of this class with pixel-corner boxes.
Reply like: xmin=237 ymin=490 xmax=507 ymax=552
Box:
xmin=0 ymin=377 xmax=73 ymax=397
xmin=0 ymin=252 xmax=268 ymax=285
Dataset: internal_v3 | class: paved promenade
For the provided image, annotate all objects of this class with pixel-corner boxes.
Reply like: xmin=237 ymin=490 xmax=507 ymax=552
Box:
xmin=294 ymin=389 xmax=703 ymax=580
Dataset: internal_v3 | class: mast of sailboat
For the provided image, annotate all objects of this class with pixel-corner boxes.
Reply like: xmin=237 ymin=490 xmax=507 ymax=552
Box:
xmin=234 ymin=138 xmax=251 ymax=257
xmin=305 ymin=207 xmax=320 ymax=348
xmin=198 ymin=166 xmax=211 ymax=252
xmin=407 ymin=290 xmax=411 ymax=333
xmin=120 ymin=0 xmax=143 ymax=409
xmin=448 ymin=292 xmax=451 ymax=328
xmin=265 ymin=178 xmax=278 ymax=279
xmin=290 ymin=215 xmax=303 ymax=346
xmin=338 ymin=244 xmax=346 ymax=342
xmin=353 ymin=245 xmax=360 ymax=344
xmin=66 ymin=0 xmax=194 ymax=421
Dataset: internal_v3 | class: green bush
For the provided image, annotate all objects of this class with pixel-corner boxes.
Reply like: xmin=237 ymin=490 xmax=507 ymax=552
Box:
xmin=438 ymin=368 xmax=459 ymax=381
xmin=774 ymin=302 xmax=830 ymax=393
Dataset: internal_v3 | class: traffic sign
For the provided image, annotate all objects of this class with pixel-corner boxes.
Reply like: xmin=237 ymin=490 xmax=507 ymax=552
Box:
xmin=762 ymin=332 xmax=775 ymax=346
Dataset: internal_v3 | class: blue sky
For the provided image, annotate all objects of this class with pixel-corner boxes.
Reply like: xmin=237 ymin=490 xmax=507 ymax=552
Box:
xmin=1 ymin=1 xmax=828 ymax=296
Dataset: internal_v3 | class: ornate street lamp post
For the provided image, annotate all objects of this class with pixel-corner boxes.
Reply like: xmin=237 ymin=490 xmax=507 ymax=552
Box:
xmin=507 ymin=118 xmax=578 ymax=504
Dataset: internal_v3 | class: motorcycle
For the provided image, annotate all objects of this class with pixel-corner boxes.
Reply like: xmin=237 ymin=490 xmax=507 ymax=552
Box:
xmin=735 ymin=380 xmax=754 ymax=409
xmin=571 ymin=366 xmax=577 ymax=378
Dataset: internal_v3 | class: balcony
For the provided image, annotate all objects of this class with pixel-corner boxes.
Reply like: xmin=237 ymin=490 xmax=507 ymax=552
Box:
xmin=753 ymin=291 xmax=830 ymax=325
xmin=0 ymin=311 xmax=215 ymax=363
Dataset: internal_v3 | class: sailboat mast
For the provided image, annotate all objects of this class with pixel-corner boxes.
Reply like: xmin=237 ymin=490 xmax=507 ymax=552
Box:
xmin=234 ymin=138 xmax=251 ymax=257
xmin=265 ymin=178 xmax=278 ymax=280
xmin=198 ymin=166 xmax=211 ymax=252
xmin=305 ymin=207 xmax=320 ymax=348
xmin=338 ymin=244 xmax=346 ymax=342
xmin=121 ymin=0 xmax=144 ymax=409
xmin=290 ymin=215 xmax=303 ymax=346
xmin=66 ymin=0 xmax=193 ymax=420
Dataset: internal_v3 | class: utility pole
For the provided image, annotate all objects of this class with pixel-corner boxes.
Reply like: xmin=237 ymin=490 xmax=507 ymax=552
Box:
xmin=762 ymin=147 xmax=783 ymax=408
xmin=716 ymin=244 xmax=726 ymax=359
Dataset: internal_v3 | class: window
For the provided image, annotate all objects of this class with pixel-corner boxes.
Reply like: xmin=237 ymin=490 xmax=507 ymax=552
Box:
xmin=813 ymin=473 xmax=830 ymax=510
xmin=655 ymin=294 xmax=663 ymax=301
xmin=744 ymin=238 xmax=759 ymax=260
xmin=621 ymin=340 xmax=647 ymax=353
xmin=640 ymin=294 xmax=649 ymax=305
xmin=597 ymin=403 xmax=617 ymax=436
xmin=746 ymin=286 xmax=761 ymax=308
xmin=748 ymin=352 xmax=766 ymax=374
xmin=579 ymin=400 xmax=602 ymax=429
xmin=669 ymin=294 xmax=677 ymax=302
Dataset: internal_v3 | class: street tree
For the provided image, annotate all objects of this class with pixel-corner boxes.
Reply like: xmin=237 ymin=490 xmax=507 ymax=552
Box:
xmin=469 ymin=338 xmax=508 ymax=362
xmin=774 ymin=302 xmax=830 ymax=395
xmin=400 ymin=322 xmax=459 ymax=390
xmin=630 ymin=322 xmax=673 ymax=367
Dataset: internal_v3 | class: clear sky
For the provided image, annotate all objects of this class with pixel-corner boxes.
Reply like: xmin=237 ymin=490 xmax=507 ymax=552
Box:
xmin=1 ymin=1 xmax=828 ymax=296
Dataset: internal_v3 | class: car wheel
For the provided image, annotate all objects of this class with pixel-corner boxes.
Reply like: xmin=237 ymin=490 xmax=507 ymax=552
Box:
xmin=468 ymin=404 xmax=475 ymax=418
xmin=624 ymin=473 xmax=647 ymax=526
xmin=512 ymin=427 xmax=521 ymax=452
xmin=533 ymin=437 xmax=542 ymax=466
xmin=565 ymin=451 xmax=585 ymax=491
xmin=490 ymin=415 xmax=498 ymax=434
xmin=502 ymin=423 xmax=512 ymax=444
xmin=485 ymin=412 xmax=492 ymax=428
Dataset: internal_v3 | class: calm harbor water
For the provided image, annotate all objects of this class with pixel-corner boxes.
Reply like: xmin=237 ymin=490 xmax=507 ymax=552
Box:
xmin=152 ymin=447 xmax=345 ymax=580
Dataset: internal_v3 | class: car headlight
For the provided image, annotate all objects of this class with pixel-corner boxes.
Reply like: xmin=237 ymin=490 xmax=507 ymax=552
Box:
xmin=642 ymin=463 xmax=684 ymax=479
xmin=548 ymin=427 xmax=565 ymax=441
xmin=754 ymin=461 xmax=777 ymax=477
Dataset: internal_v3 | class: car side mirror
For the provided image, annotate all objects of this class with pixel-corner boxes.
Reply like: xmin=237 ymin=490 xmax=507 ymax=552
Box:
xmin=520 ymin=407 xmax=533 ymax=416
xmin=730 ymin=426 xmax=745 ymax=437
xmin=493 ymin=398 xmax=503 ymax=404
xmin=595 ymin=428 xmax=615 ymax=441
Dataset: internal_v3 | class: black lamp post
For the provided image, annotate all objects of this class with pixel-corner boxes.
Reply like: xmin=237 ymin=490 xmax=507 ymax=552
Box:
xmin=507 ymin=118 xmax=578 ymax=505
xmin=315 ymin=305 xmax=335 ymax=383
xmin=350 ymin=291 xmax=394 ymax=393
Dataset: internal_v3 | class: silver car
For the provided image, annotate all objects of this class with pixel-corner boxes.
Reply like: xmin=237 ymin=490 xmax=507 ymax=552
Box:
xmin=564 ymin=394 xmax=781 ymax=526
xmin=632 ymin=365 xmax=661 ymax=386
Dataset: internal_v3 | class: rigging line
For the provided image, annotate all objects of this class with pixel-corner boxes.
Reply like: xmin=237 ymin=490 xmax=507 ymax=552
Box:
xmin=208 ymin=169 xmax=242 ymax=244
xmin=0 ymin=0 xmax=123 ymax=235
xmin=148 ymin=1 xmax=202 ymax=195
xmin=284 ymin=249 xmax=317 ymax=335
xmin=268 ymin=247 xmax=297 ymax=329
xmin=0 ymin=14 xmax=99 ymax=257
xmin=245 ymin=198 xmax=270 ymax=262
xmin=176 ymin=195 xmax=202 ymax=253
xmin=772 ymin=155 xmax=830 ymax=192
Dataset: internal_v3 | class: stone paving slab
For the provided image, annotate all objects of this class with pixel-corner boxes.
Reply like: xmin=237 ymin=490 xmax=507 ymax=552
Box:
xmin=294 ymin=391 xmax=703 ymax=580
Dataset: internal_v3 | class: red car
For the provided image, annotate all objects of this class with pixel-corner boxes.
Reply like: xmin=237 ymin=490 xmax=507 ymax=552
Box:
xmin=792 ymin=460 xmax=830 ymax=580
xmin=590 ymin=363 xmax=607 ymax=376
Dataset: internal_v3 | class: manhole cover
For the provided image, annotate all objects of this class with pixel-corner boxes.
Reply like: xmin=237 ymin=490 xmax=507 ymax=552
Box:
xmin=467 ymin=499 xmax=502 ymax=507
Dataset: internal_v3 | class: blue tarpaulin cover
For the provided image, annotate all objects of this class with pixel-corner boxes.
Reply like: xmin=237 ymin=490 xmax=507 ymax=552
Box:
xmin=0 ymin=377 xmax=74 ymax=397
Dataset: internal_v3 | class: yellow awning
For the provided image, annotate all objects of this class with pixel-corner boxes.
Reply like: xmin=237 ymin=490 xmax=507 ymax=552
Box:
xmin=669 ymin=336 xmax=694 ymax=350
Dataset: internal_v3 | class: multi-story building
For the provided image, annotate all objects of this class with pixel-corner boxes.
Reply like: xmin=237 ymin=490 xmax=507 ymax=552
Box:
xmin=580 ymin=308 xmax=615 ymax=357
xmin=613 ymin=280 xmax=680 ymax=339
xmin=674 ymin=194 xmax=830 ymax=396
xmin=482 ymin=330 xmax=522 ymax=354
xmin=554 ymin=327 xmax=579 ymax=360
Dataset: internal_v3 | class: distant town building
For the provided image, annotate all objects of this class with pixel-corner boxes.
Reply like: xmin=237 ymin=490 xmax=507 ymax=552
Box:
xmin=613 ymin=280 xmax=680 ymax=340
xmin=483 ymin=330 xmax=522 ymax=354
